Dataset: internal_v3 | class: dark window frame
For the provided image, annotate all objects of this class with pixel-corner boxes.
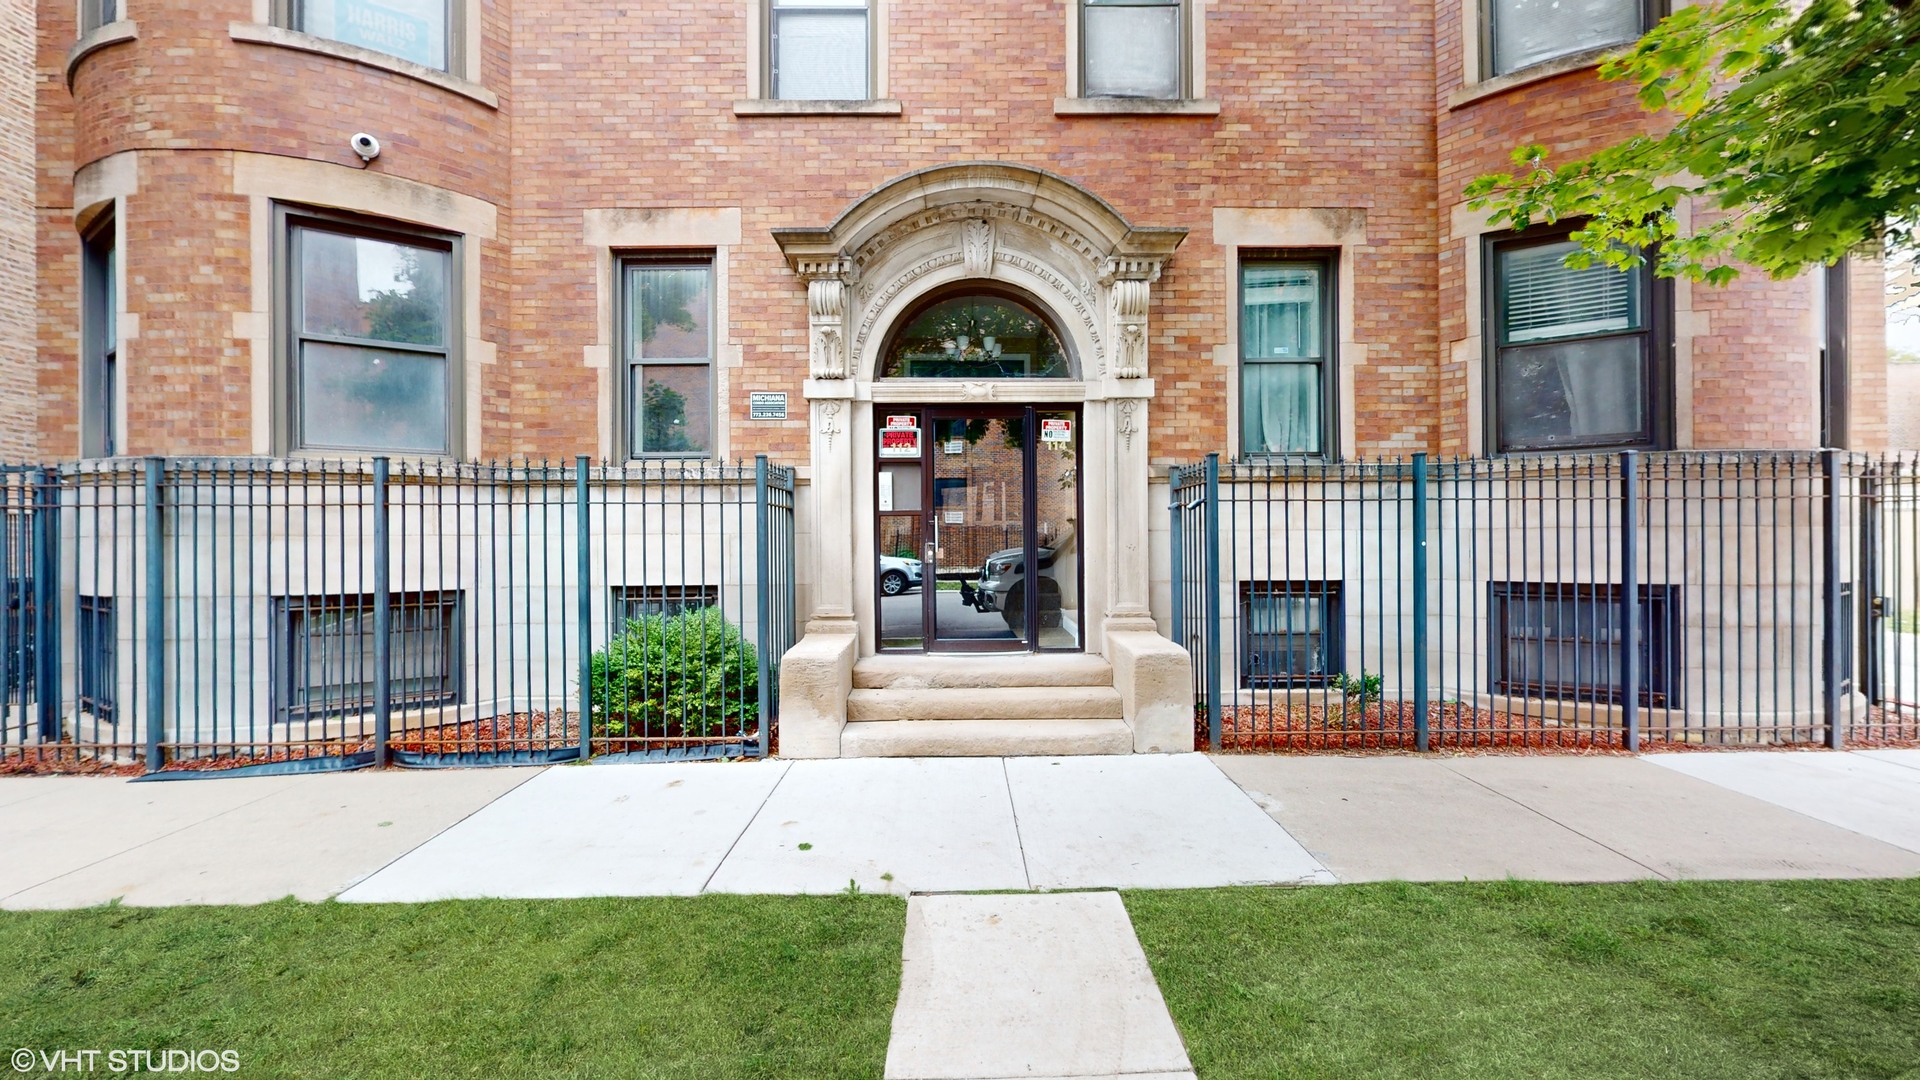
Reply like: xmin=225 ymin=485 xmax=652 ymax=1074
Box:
xmin=1239 ymin=580 xmax=1343 ymax=689
xmin=1483 ymin=0 xmax=1661 ymax=80
xmin=1488 ymin=581 xmax=1682 ymax=707
xmin=767 ymin=0 xmax=874 ymax=101
xmin=611 ymin=584 xmax=723 ymax=626
xmin=76 ymin=594 xmax=115 ymax=723
xmin=1080 ymin=0 xmax=1189 ymax=101
xmin=1238 ymin=248 xmax=1339 ymax=460
xmin=269 ymin=589 xmax=463 ymax=723
xmin=878 ymin=283 xmax=1079 ymax=380
xmin=80 ymin=213 xmax=116 ymax=459
xmin=274 ymin=0 xmax=463 ymax=74
xmin=1483 ymin=220 xmax=1673 ymax=455
xmin=617 ymin=253 xmax=718 ymax=461
xmin=1821 ymin=258 xmax=1850 ymax=449
xmin=272 ymin=203 xmax=464 ymax=458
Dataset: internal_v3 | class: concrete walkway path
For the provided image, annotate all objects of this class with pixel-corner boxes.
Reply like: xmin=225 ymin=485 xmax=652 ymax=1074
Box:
xmin=1218 ymin=751 xmax=1920 ymax=882
xmin=7 ymin=748 xmax=1920 ymax=909
xmin=341 ymin=754 xmax=1332 ymax=903
xmin=884 ymin=892 xmax=1193 ymax=1080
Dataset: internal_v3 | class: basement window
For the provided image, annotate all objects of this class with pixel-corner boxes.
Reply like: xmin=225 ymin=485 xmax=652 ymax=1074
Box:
xmin=271 ymin=590 xmax=462 ymax=722
xmin=1489 ymin=581 xmax=1680 ymax=706
xmin=1239 ymin=581 xmax=1342 ymax=688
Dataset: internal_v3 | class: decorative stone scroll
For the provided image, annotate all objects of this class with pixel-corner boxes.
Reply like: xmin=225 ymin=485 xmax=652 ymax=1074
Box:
xmin=1101 ymin=257 xmax=1163 ymax=380
xmin=801 ymin=257 xmax=854 ymax=380
xmin=961 ymin=219 xmax=996 ymax=276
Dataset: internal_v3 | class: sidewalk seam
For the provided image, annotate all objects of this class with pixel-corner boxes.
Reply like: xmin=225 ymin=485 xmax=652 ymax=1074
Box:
xmin=1001 ymin=757 xmax=1034 ymax=891
xmin=699 ymin=760 xmax=793 ymax=893
xmin=1442 ymin=763 xmax=1671 ymax=881
xmin=331 ymin=766 xmax=548 ymax=898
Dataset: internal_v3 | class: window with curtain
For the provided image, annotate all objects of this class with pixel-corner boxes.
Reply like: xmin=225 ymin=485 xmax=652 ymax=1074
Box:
xmin=1240 ymin=257 xmax=1332 ymax=457
xmin=286 ymin=214 xmax=456 ymax=454
xmin=290 ymin=0 xmax=452 ymax=70
xmin=81 ymin=219 xmax=116 ymax=458
xmin=772 ymin=0 xmax=869 ymax=100
xmin=624 ymin=260 xmax=715 ymax=458
xmin=1489 ymin=0 xmax=1644 ymax=77
xmin=1492 ymin=233 xmax=1657 ymax=452
xmin=1083 ymin=0 xmax=1183 ymax=99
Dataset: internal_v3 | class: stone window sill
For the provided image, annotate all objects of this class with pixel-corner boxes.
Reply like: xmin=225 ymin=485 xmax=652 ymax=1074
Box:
xmin=1447 ymin=46 xmax=1615 ymax=109
xmin=1053 ymin=97 xmax=1220 ymax=117
xmin=732 ymin=99 xmax=904 ymax=116
xmin=228 ymin=23 xmax=498 ymax=109
xmin=65 ymin=20 xmax=137 ymax=89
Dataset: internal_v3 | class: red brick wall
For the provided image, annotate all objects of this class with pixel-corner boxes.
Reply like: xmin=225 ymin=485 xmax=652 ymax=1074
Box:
xmin=28 ymin=0 xmax=1871 ymax=463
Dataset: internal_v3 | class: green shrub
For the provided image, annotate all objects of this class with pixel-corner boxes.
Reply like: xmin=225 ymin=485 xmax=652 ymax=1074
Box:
xmin=589 ymin=607 xmax=758 ymax=737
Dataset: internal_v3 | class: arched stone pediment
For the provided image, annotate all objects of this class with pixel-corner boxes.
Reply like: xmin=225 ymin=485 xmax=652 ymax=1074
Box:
xmin=773 ymin=162 xmax=1185 ymax=383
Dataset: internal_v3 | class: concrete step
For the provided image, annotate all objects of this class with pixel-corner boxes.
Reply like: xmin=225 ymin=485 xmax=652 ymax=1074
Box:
xmin=853 ymin=653 xmax=1114 ymax=690
xmin=847 ymin=685 xmax=1125 ymax=722
xmin=841 ymin=719 xmax=1133 ymax=757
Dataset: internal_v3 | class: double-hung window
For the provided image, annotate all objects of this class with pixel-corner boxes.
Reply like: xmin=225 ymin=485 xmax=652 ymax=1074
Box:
xmin=1487 ymin=0 xmax=1649 ymax=77
xmin=1240 ymin=254 xmax=1335 ymax=457
xmin=622 ymin=259 xmax=715 ymax=458
xmin=1082 ymin=0 xmax=1183 ymax=99
xmin=284 ymin=0 xmax=454 ymax=71
xmin=771 ymin=0 xmax=870 ymax=100
xmin=1489 ymin=227 xmax=1666 ymax=452
xmin=81 ymin=217 xmax=116 ymax=458
xmin=282 ymin=209 xmax=459 ymax=456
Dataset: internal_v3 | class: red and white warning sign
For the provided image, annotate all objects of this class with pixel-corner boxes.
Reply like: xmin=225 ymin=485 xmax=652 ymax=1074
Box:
xmin=1041 ymin=418 xmax=1074 ymax=444
xmin=879 ymin=425 xmax=922 ymax=459
xmin=885 ymin=414 xmax=918 ymax=430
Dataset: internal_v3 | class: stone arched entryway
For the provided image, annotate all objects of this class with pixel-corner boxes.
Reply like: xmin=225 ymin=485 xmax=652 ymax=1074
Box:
xmin=772 ymin=162 xmax=1195 ymax=757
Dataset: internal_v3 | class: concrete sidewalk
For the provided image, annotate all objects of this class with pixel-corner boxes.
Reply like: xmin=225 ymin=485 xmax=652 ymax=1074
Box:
xmin=1219 ymin=751 xmax=1920 ymax=882
xmin=5 ymin=748 xmax=1919 ymax=909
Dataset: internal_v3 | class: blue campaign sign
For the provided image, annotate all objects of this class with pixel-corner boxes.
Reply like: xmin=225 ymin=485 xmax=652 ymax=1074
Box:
xmin=335 ymin=0 xmax=436 ymax=68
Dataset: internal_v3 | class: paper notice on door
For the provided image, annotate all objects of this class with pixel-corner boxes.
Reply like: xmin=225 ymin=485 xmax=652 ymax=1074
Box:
xmin=1041 ymin=418 xmax=1073 ymax=443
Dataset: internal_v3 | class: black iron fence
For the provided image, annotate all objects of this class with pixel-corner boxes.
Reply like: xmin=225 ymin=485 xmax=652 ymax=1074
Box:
xmin=1 ymin=457 xmax=796 ymax=777
xmin=1170 ymin=451 xmax=1920 ymax=752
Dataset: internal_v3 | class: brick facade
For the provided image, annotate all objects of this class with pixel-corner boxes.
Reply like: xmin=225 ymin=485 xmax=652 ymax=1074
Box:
xmin=17 ymin=0 xmax=1887 ymax=462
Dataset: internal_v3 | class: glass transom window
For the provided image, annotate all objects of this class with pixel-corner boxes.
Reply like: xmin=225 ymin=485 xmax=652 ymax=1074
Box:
xmin=772 ymin=0 xmax=870 ymax=100
xmin=1490 ymin=0 xmax=1642 ymax=77
xmin=290 ymin=221 xmax=454 ymax=454
xmin=881 ymin=294 xmax=1071 ymax=379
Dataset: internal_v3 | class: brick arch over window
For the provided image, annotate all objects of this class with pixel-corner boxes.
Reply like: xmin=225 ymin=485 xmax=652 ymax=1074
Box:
xmin=771 ymin=162 xmax=1185 ymax=385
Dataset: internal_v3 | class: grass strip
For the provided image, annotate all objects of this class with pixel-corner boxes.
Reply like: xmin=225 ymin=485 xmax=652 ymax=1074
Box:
xmin=1127 ymin=878 xmax=1920 ymax=1079
xmin=0 ymin=894 xmax=904 ymax=1079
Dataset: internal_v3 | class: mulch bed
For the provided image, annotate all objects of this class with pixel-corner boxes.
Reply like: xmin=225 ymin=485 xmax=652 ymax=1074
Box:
xmin=388 ymin=711 xmax=579 ymax=756
xmin=1201 ymin=702 xmax=1920 ymax=755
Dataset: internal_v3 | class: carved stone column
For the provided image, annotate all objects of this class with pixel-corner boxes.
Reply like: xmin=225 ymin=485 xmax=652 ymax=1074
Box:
xmin=800 ymin=258 xmax=857 ymax=632
xmin=1102 ymin=256 xmax=1163 ymax=633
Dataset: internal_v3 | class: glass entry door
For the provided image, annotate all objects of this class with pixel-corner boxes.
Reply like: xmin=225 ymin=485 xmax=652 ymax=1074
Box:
xmin=874 ymin=405 xmax=1081 ymax=653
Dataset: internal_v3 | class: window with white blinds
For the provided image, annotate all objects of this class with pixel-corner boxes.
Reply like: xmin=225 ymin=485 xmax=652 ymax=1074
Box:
xmin=1498 ymin=240 xmax=1640 ymax=344
xmin=1490 ymin=232 xmax=1659 ymax=452
xmin=1490 ymin=0 xmax=1643 ymax=77
xmin=772 ymin=0 xmax=869 ymax=100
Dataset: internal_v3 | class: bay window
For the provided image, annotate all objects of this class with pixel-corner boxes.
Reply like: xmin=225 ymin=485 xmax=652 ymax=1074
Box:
xmin=285 ymin=0 xmax=453 ymax=71
xmin=1488 ymin=227 xmax=1668 ymax=453
xmin=281 ymin=208 xmax=460 ymax=456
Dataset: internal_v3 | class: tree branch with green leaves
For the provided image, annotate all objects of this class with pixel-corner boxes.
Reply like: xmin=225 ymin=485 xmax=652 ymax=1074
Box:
xmin=1465 ymin=0 xmax=1920 ymax=283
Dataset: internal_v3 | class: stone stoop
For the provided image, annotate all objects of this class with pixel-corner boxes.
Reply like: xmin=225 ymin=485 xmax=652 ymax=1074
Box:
xmin=841 ymin=655 xmax=1133 ymax=757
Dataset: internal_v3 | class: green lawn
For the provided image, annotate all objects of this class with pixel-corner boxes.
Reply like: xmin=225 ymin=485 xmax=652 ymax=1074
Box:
xmin=0 ymin=895 xmax=905 ymax=1080
xmin=1128 ymin=879 xmax=1920 ymax=1079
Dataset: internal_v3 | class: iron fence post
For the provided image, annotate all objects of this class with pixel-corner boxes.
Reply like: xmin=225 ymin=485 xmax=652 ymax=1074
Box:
xmin=1412 ymin=453 xmax=1429 ymax=752
xmin=1205 ymin=453 xmax=1222 ymax=752
xmin=756 ymin=455 xmax=773 ymax=758
xmin=1168 ymin=467 xmax=1184 ymax=659
xmin=31 ymin=467 xmax=59 ymax=743
xmin=143 ymin=458 xmax=164 ymax=773
xmin=1621 ymin=450 xmax=1640 ymax=753
xmin=577 ymin=456 xmax=592 ymax=761
xmin=1823 ymin=448 xmax=1844 ymax=749
xmin=371 ymin=457 xmax=391 ymax=768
